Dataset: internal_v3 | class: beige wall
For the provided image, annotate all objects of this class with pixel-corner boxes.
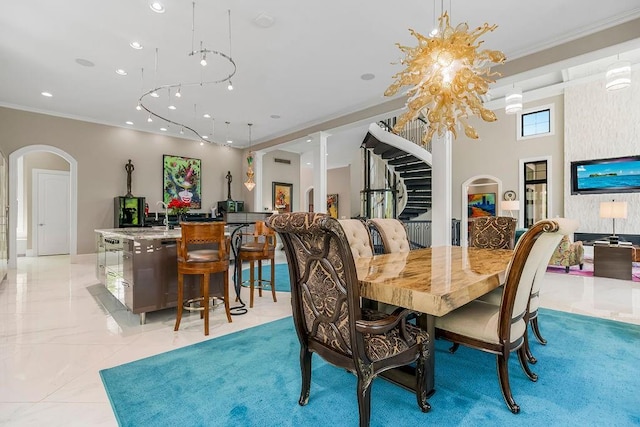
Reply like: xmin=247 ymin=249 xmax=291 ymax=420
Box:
xmin=298 ymin=165 xmax=352 ymax=217
xmin=257 ymin=150 xmax=300 ymax=212
xmin=23 ymin=152 xmax=70 ymax=250
xmin=0 ymin=107 xmax=244 ymax=254
xmin=452 ymin=94 xmax=565 ymax=221
xmin=564 ymin=69 xmax=640 ymax=235
xmin=327 ymin=166 xmax=351 ymax=218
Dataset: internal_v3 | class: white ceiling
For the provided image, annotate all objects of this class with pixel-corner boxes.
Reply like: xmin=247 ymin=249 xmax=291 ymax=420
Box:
xmin=1 ymin=0 xmax=640 ymax=168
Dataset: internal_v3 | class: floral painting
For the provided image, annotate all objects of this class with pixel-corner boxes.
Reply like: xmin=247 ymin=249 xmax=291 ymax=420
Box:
xmin=273 ymin=182 xmax=292 ymax=213
xmin=163 ymin=155 xmax=201 ymax=209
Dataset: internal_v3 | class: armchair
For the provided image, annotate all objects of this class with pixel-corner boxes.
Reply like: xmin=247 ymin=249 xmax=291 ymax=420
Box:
xmin=548 ymin=235 xmax=584 ymax=273
xmin=266 ymin=212 xmax=430 ymax=427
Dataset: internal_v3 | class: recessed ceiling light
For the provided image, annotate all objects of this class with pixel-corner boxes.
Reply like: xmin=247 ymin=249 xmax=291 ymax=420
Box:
xmin=41 ymin=91 xmax=52 ymax=97
xmin=168 ymin=105 xmax=176 ymax=110
xmin=149 ymin=1 xmax=165 ymax=13
xmin=150 ymin=91 xmax=159 ymax=98
xmin=270 ymin=114 xmax=281 ymax=119
xmin=226 ymin=139 xmax=233 ymax=144
xmin=253 ymin=13 xmax=275 ymax=28
xmin=160 ymin=127 xmax=167 ymax=131
xmin=360 ymin=73 xmax=375 ymax=81
xmin=125 ymin=121 xmax=134 ymax=125
xmin=306 ymin=162 xmax=311 ymax=165
xmin=115 ymin=69 xmax=127 ymax=76
xmin=130 ymin=41 xmax=143 ymax=50
xmin=202 ymin=135 xmax=209 ymax=139
xmin=306 ymin=138 xmax=312 ymax=142
xmin=200 ymin=142 xmax=204 ymax=146
xmin=203 ymin=113 xmax=211 ymax=118
xmin=75 ymin=58 xmax=94 ymax=67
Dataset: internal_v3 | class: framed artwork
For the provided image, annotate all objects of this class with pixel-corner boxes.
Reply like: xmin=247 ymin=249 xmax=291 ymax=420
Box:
xmin=163 ymin=155 xmax=202 ymax=209
xmin=327 ymin=194 xmax=338 ymax=218
xmin=273 ymin=182 xmax=293 ymax=213
xmin=468 ymin=192 xmax=496 ymax=217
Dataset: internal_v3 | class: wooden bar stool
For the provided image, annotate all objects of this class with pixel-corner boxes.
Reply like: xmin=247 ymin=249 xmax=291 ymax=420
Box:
xmin=237 ymin=220 xmax=277 ymax=308
xmin=174 ymin=222 xmax=232 ymax=336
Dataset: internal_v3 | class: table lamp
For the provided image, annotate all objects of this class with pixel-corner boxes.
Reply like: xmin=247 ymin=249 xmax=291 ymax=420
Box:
xmin=599 ymin=200 xmax=627 ymax=244
xmin=502 ymin=200 xmax=520 ymax=218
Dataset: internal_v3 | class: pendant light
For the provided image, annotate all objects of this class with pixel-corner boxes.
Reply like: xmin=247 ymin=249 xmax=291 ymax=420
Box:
xmin=244 ymin=123 xmax=256 ymax=191
xmin=505 ymin=86 xmax=523 ymax=115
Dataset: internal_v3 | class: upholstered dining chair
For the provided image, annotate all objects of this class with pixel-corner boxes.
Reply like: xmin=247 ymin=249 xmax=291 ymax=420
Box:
xmin=338 ymin=219 xmax=374 ymax=259
xmin=366 ymin=218 xmax=411 ymax=254
xmin=266 ymin=212 xmax=431 ymax=427
xmin=174 ymin=222 xmax=232 ymax=336
xmin=237 ymin=220 xmax=277 ymax=308
xmin=435 ymin=219 xmax=561 ymax=414
xmin=469 ymin=216 xmax=518 ymax=249
xmin=478 ymin=218 xmax=580 ymax=363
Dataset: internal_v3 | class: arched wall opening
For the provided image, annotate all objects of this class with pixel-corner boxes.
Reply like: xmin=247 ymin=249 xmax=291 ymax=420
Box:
xmin=9 ymin=145 xmax=78 ymax=268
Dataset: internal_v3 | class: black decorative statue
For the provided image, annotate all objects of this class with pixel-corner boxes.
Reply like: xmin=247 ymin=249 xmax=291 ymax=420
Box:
xmin=226 ymin=170 xmax=232 ymax=201
xmin=125 ymin=159 xmax=135 ymax=197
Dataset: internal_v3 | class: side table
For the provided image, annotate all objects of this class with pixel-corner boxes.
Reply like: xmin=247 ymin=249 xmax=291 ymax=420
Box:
xmin=593 ymin=244 xmax=632 ymax=280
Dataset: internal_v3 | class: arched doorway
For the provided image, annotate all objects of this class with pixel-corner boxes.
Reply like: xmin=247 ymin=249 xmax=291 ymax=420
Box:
xmin=9 ymin=145 xmax=77 ymax=268
xmin=305 ymin=186 xmax=313 ymax=211
xmin=460 ymin=174 xmax=502 ymax=247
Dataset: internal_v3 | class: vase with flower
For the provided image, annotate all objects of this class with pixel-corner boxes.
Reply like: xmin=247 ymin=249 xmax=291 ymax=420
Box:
xmin=168 ymin=198 xmax=191 ymax=224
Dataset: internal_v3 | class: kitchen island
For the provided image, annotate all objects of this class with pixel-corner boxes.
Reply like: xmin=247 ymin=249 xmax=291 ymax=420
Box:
xmin=95 ymin=227 xmax=224 ymax=324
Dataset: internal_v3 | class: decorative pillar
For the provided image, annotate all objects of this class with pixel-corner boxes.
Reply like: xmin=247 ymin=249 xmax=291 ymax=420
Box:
xmin=310 ymin=131 xmax=330 ymax=213
xmin=431 ymin=132 xmax=452 ymax=246
xmin=253 ymin=150 xmax=264 ymax=211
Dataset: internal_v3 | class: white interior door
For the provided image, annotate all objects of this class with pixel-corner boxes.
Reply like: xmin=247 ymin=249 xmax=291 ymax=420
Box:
xmin=34 ymin=170 xmax=70 ymax=256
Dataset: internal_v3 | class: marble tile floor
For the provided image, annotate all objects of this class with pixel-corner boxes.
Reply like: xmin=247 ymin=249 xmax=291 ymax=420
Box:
xmin=1 ymin=253 xmax=639 ymax=426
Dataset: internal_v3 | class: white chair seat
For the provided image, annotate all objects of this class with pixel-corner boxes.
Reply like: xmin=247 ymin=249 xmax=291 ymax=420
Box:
xmin=435 ymin=300 xmax=526 ymax=345
xmin=476 ymin=286 xmax=503 ymax=305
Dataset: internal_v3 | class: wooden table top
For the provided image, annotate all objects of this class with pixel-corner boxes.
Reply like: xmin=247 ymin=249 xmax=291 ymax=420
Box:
xmin=355 ymin=246 xmax=514 ymax=317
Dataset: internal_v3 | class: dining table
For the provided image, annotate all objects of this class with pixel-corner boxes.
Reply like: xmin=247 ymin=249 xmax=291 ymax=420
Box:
xmin=354 ymin=245 xmax=514 ymax=396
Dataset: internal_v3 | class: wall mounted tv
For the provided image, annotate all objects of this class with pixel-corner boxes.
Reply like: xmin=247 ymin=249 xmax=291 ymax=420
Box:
xmin=570 ymin=155 xmax=640 ymax=195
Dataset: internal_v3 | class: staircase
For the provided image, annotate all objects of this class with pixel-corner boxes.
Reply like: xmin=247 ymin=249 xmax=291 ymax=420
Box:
xmin=361 ymin=122 xmax=432 ymax=221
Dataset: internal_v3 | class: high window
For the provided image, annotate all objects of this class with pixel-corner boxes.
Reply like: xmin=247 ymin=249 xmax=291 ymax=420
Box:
xmin=517 ymin=103 xmax=555 ymax=140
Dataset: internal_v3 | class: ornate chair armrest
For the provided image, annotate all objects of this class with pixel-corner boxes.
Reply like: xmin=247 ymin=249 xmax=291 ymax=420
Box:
xmin=355 ymin=308 xmax=416 ymax=335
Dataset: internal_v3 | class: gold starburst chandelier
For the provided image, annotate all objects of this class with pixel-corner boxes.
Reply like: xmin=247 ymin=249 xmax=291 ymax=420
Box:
xmin=385 ymin=12 xmax=505 ymax=142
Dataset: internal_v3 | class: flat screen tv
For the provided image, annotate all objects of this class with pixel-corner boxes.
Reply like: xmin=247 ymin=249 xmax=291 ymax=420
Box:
xmin=570 ymin=155 xmax=640 ymax=195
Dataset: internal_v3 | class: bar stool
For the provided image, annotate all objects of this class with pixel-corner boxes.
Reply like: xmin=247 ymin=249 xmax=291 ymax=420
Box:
xmin=174 ymin=222 xmax=232 ymax=336
xmin=237 ymin=220 xmax=277 ymax=308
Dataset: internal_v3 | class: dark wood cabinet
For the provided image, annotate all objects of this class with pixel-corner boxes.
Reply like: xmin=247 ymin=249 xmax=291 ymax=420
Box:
xmin=593 ymin=244 xmax=632 ymax=280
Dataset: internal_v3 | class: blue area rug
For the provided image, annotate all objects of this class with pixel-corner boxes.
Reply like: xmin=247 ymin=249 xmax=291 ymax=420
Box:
xmin=100 ymin=309 xmax=640 ymax=426
xmin=241 ymin=263 xmax=291 ymax=292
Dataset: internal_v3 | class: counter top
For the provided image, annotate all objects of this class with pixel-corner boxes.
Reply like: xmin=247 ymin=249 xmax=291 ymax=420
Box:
xmin=95 ymin=226 xmax=232 ymax=241
xmin=95 ymin=227 xmax=181 ymax=240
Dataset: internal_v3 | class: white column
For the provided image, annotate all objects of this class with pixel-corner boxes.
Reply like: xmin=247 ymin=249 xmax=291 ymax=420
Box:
xmin=252 ymin=150 xmax=264 ymax=211
xmin=311 ymin=131 xmax=330 ymax=213
xmin=431 ymin=131 xmax=452 ymax=246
